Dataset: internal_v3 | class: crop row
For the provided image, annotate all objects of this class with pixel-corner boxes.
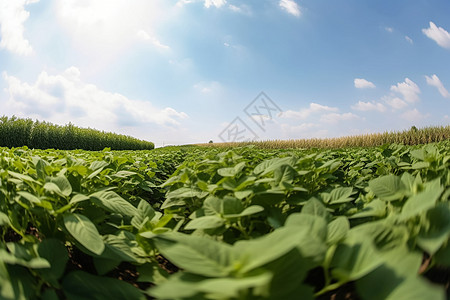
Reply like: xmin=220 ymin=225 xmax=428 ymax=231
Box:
xmin=200 ymin=125 xmax=450 ymax=149
xmin=0 ymin=116 xmax=154 ymax=150
xmin=0 ymin=142 xmax=449 ymax=299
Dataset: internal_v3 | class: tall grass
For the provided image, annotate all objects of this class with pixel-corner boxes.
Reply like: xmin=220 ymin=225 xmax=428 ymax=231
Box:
xmin=0 ymin=116 xmax=154 ymax=150
xmin=198 ymin=125 xmax=450 ymax=149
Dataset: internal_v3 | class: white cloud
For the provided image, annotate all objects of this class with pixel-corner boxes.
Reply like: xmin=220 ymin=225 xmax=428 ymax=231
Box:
xmin=405 ymin=36 xmax=413 ymax=44
xmin=384 ymin=97 xmax=408 ymax=110
xmin=0 ymin=0 xmax=38 ymax=55
xmin=54 ymin=0 xmax=171 ymax=65
xmin=280 ymin=103 xmax=338 ymax=119
xmin=136 ymin=30 xmax=170 ymax=50
xmin=422 ymin=21 xmax=450 ymax=49
xmin=193 ymin=81 xmax=221 ymax=94
xmin=400 ymin=109 xmax=428 ymax=122
xmin=204 ymin=0 xmax=226 ymax=8
xmin=352 ymin=101 xmax=386 ymax=112
xmin=176 ymin=0 xmax=193 ymax=7
xmin=1 ymin=67 xmax=188 ymax=131
xmin=385 ymin=27 xmax=393 ymax=33
xmin=279 ymin=0 xmax=301 ymax=17
xmin=228 ymin=4 xmax=251 ymax=15
xmin=354 ymin=78 xmax=376 ymax=89
xmin=390 ymin=78 xmax=420 ymax=103
xmin=320 ymin=112 xmax=361 ymax=124
xmin=425 ymin=74 xmax=450 ymax=99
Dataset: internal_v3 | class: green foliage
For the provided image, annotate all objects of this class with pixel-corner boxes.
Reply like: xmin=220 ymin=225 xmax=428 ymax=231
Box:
xmin=0 ymin=140 xmax=449 ymax=299
xmin=0 ymin=116 xmax=154 ymax=150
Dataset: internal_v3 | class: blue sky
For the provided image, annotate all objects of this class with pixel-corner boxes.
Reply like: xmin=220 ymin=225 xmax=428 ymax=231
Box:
xmin=0 ymin=0 xmax=449 ymax=147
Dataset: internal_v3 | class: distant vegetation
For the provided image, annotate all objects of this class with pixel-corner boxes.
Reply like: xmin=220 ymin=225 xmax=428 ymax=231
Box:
xmin=0 ymin=116 xmax=154 ymax=150
xmin=199 ymin=125 xmax=450 ymax=149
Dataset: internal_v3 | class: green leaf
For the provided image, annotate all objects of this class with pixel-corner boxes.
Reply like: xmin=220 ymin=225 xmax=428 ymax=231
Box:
xmin=45 ymin=175 xmax=72 ymax=197
xmin=131 ymin=199 xmax=156 ymax=230
xmin=90 ymin=190 xmax=137 ymax=217
xmin=329 ymin=187 xmax=355 ymax=204
xmin=62 ymin=271 xmax=145 ymax=300
xmin=137 ymin=262 xmax=169 ymax=284
xmin=153 ymin=233 xmax=234 ymax=277
xmin=385 ymin=276 xmax=445 ymax=300
xmin=330 ymin=230 xmax=384 ymax=281
xmin=285 ymin=213 xmax=327 ymax=241
xmin=327 ymin=216 xmax=350 ymax=245
xmin=69 ymin=194 xmax=90 ymax=205
xmin=416 ymin=203 xmax=450 ymax=255
xmin=434 ymin=240 xmax=450 ymax=267
xmin=185 ymin=216 xmax=225 ymax=230
xmin=400 ymin=179 xmax=443 ymax=221
xmin=36 ymin=239 xmax=69 ymax=285
xmin=356 ymin=246 xmax=422 ymax=300
xmin=217 ymin=161 xmax=245 ymax=177
xmin=302 ymin=197 xmax=330 ymax=220
xmin=63 ymin=213 xmax=105 ymax=255
xmin=235 ymin=225 xmax=326 ymax=273
xmin=224 ymin=205 xmax=264 ymax=218
xmin=254 ymin=157 xmax=296 ymax=175
xmin=368 ymin=174 xmax=407 ymax=201
xmin=7 ymin=170 xmax=40 ymax=185
xmin=0 ymin=212 xmax=10 ymax=226
xmin=273 ymin=164 xmax=296 ymax=186
xmin=349 ymin=199 xmax=386 ymax=219
xmin=17 ymin=191 xmax=41 ymax=204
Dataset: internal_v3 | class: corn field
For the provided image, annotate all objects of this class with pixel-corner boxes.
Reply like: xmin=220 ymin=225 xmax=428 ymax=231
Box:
xmin=0 ymin=116 xmax=154 ymax=150
xmin=199 ymin=125 xmax=450 ymax=149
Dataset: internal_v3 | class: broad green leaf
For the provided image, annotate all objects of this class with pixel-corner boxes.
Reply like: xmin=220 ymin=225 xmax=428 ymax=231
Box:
xmin=0 ymin=212 xmax=10 ymax=226
xmin=131 ymin=199 xmax=156 ymax=230
xmin=62 ymin=271 xmax=145 ymax=300
xmin=416 ymin=203 xmax=450 ymax=255
xmin=224 ymin=205 xmax=264 ymax=218
xmin=368 ymin=174 xmax=407 ymax=201
xmin=327 ymin=216 xmax=350 ymax=245
xmin=285 ymin=213 xmax=327 ymax=241
xmin=0 ymin=248 xmax=50 ymax=269
xmin=63 ymin=213 xmax=105 ymax=255
xmin=90 ymin=190 xmax=137 ymax=217
xmin=7 ymin=171 xmax=40 ymax=185
xmin=254 ymin=157 xmax=296 ymax=176
xmin=137 ymin=262 xmax=169 ymax=284
xmin=149 ymin=272 xmax=272 ymax=299
xmin=350 ymin=220 xmax=409 ymax=251
xmin=217 ymin=161 xmax=245 ymax=177
xmin=17 ymin=191 xmax=41 ymax=204
xmin=45 ymin=175 xmax=72 ymax=197
xmin=235 ymin=225 xmax=326 ymax=273
xmin=273 ymin=164 xmax=296 ymax=186
xmin=153 ymin=232 xmax=234 ymax=277
xmin=100 ymin=232 xmax=139 ymax=263
xmin=266 ymin=248 xmax=315 ymax=300
xmin=385 ymin=276 xmax=445 ymax=300
xmin=301 ymin=197 xmax=330 ymax=220
xmin=162 ymin=187 xmax=207 ymax=209
xmin=434 ymin=240 xmax=450 ymax=267
xmin=349 ymin=198 xmax=386 ymax=219
xmin=327 ymin=187 xmax=354 ymax=204
xmin=185 ymin=216 xmax=225 ymax=230
xmin=330 ymin=230 xmax=384 ymax=281
xmin=36 ymin=239 xmax=69 ymax=285
xmin=356 ymin=246 xmax=423 ymax=299
xmin=411 ymin=161 xmax=430 ymax=169
xmin=400 ymin=179 xmax=443 ymax=221
xmin=69 ymin=194 xmax=90 ymax=205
